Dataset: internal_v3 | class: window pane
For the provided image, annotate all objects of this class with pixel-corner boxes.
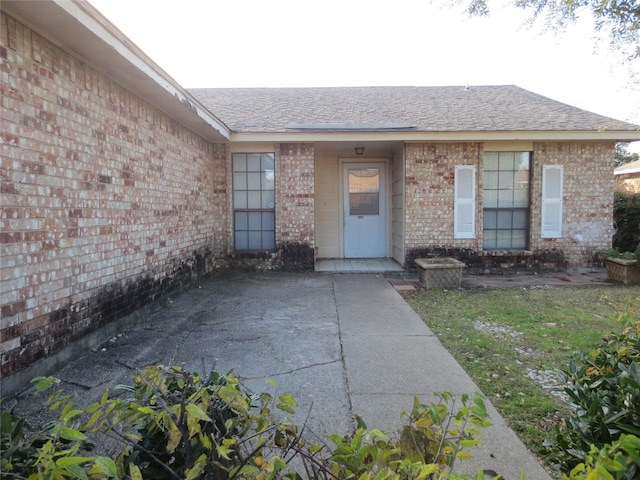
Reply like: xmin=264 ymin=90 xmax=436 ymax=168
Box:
xmin=499 ymin=152 xmax=515 ymax=170
xmin=483 ymin=230 xmax=497 ymax=249
xmin=496 ymin=230 xmax=513 ymax=249
xmin=512 ymin=230 xmax=527 ymax=249
xmin=498 ymin=190 xmax=514 ymax=207
xmin=350 ymin=193 xmax=379 ymax=215
xmin=484 ymin=210 xmax=497 ymax=229
xmin=349 ymin=168 xmax=379 ymax=193
xmin=484 ymin=171 xmax=498 ymax=190
xmin=484 ymin=190 xmax=498 ymax=208
xmin=513 ymin=210 xmax=528 ymax=229
xmin=484 ymin=153 xmax=499 ymax=170
xmin=262 ymin=212 xmax=275 ymax=231
xmin=247 ymin=154 xmax=261 ymax=171
xmin=233 ymin=155 xmax=246 ymax=172
xmin=235 ymin=231 xmax=248 ymax=250
xmin=517 ymin=152 xmax=530 ymax=170
xmin=497 ymin=210 xmax=513 ymax=229
xmin=247 ymin=191 xmax=261 ymax=208
xmin=235 ymin=212 xmax=248 ymax=230
xmin=499 ymin=171 xmax=514 ymax=189
xmin=261 ymin=153 xmax=275 ymax=171
xmin=233 ymin=191 xmax=247 ymax=209
xmin=262 ymin=232 xmax=275 ymax=250
xmin=514 ymin=189 xmax=529 ymax=208
xmin=248 ymin=231 xmax=262 ymax=249
xmin=233 ymin=172 xmax=247 ymax=191
xmin=262 ymin=191 xmax=275 ymax=209
xmin=247 ymin=172 xmax=261 ymax=190
xmin=248 ymin=212 xmax=261 ymax=230
xmin=262 ymin=171 xmax=275 ymax=190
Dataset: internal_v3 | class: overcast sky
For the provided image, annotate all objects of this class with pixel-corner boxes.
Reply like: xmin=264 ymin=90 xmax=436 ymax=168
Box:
xmin=89 ymin=0 xmax=639 ymax=152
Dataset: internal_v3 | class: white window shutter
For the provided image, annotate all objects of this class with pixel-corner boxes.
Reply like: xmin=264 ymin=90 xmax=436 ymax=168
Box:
xmin=454 ymin=165 xmax=476 ymax=239
xmin=541 ymin=165 xmax=563 ymax=238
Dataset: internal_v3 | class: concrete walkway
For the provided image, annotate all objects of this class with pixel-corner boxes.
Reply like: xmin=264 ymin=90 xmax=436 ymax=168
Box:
xmin=6 ymin=271 xmax=553 ymax=479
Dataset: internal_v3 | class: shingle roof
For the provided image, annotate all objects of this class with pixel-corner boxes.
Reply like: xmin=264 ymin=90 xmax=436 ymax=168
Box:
xmin=188 ymin=85 xmax=639 ymax=134
xmin=615 ymin=158 xmax=640 ymax=174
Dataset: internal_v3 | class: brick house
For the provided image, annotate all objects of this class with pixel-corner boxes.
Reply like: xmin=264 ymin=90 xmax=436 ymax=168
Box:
xmin=614 ymin=159 xmax=640 ymax=193
xmin=2 ymin=0 xmax=640 ymax=390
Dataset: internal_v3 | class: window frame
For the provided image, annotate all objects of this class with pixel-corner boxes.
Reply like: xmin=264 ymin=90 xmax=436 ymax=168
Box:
xmin=232 ymin=153 xmax=276 ymax=252
xmin=482 ymin=151 xmax=532 ymax=251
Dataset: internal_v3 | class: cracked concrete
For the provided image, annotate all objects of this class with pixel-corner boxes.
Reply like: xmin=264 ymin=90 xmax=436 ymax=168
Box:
xmin=4 ymin=271 xmax=553 ymax=479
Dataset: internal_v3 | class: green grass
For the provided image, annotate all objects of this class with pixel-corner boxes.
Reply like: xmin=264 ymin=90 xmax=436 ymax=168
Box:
xmin=405 ymin=285 xmax=639 ymax=467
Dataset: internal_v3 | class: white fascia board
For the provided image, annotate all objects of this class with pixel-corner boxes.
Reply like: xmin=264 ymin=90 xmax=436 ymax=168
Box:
xmin=229 ymin=130 xmax=640 ymax=144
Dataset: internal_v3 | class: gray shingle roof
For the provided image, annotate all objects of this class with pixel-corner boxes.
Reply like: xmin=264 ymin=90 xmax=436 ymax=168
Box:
xmin=615 ymin=158 xmax=640 ymax=174
xmin=188 ymin=85 xmax=639 ymax=134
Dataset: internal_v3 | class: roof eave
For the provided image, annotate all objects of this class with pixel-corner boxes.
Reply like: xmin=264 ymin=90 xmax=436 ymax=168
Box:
xmin=2 ymin=0 xmax=230 ymax=143
xmin=228 ymin=130 xmax=640 ymax=143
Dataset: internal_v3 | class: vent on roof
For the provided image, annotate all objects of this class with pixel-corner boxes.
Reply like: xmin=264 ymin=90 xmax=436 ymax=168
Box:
xmin=286 ymin=123 xmax=416 ymax=131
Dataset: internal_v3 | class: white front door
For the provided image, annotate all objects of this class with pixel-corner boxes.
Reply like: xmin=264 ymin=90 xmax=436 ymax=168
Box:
xmin=343 ymin=163 xmax=386 ymax=258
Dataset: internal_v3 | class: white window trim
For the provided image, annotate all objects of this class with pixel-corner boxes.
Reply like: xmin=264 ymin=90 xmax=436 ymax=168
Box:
xmin=541 ymin=165 xmax=564 ymax=238
xmin=454 ymin=165 xmax=476 ymax=239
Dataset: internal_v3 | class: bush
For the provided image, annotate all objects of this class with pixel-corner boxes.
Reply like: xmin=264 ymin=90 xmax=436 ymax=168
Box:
xmin=562 ymin=434 xmax=640 ymax=480
xmin=2 ymin=366 xmax=494 ymax=480
xmin=613 ymin=192 xmax=640 ymax=254
xmin=544 ymin=300 xmax=640 ymax=479
xmin=0 ymin=377 xmax=117 ymax=479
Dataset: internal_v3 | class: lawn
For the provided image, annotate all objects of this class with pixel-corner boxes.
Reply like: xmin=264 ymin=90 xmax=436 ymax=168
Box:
xmin=405 ymin=285 xmax=639 ymax=469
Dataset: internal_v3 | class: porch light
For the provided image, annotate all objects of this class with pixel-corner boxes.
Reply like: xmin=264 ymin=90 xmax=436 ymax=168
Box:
xmin=354 ymin=146 xmax=365 ymax=155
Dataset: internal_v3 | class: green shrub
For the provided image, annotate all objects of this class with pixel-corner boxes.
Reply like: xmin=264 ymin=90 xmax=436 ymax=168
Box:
xmin=0 ymin=377 xmax=118 ymax=479
xmin=562 ymin=434 xmax=640 ymax=480
xmin=613 ymin=192 xmax=640 ymax=254
xmin=2 ymin=366 xmax=494 ymax=480
xmin=544 ymin=301 xmax=640 ymax=479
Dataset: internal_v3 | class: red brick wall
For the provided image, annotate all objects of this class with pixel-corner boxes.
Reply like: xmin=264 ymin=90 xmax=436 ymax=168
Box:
xmin=0 ymin=12 xmax=225 ymax=378
xmin=531 ymin=142 xmax=614 ymax=266
xmin=277 ymin=143 xmax=315 ymax=246
xmin=404 ymin=143 xmax=482 ymax=250
xmin=404 ymin=142 xmax=614 ymax=269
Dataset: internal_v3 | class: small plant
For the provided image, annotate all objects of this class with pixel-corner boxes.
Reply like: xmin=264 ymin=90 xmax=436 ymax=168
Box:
xmin=543 ymin=301 xmax=640 ymax=479
xmin=327 ymin=392 xmax=492 ymax=480
xmin=562 ymin=434 xmax=640 ymax=480
xmin=2 ymin=366 xmax=495 ymax=480
xmin=0 ymin=376 xmax=118 ymax=479
xmin=601 ymin=248 xmax=637 ymax=260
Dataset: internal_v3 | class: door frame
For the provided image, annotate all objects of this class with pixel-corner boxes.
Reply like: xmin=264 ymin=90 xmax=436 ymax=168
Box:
xmin=339 ymin=158 xmax=391 ymax=258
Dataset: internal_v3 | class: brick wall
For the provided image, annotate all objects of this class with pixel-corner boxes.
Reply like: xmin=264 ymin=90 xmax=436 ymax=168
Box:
xmin=277 ymin=143 xmax=315 ymax=246
xmin=0 ymin=12 xmax=225 ymax=380
xmin=404 ymin=143 xmax=482 ymax=250
xmin=404 ymin=142 xmax=614 ymax=269
xmin=531 ymin=142 xmax=614 ymax=266
xmin=615 ymin=173 xmax=640 ymax=193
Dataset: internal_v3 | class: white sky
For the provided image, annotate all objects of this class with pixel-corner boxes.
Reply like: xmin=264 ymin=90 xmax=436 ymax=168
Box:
xmin=89 ymin=0 xmax=640 ymax=152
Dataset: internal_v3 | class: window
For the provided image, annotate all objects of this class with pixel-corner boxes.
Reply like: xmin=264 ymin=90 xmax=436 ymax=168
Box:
xmin=233 ymin=153 xmax=275 ymax=251
xmin=483 ymin=152 xmax=530 ymax=250
xmin=348 ymin=168 xmax=380 ymax=216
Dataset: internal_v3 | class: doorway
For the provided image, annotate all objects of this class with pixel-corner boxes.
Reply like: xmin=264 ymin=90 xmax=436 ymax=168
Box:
xmin=343 ymin=163 xmax=386 ymax=258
